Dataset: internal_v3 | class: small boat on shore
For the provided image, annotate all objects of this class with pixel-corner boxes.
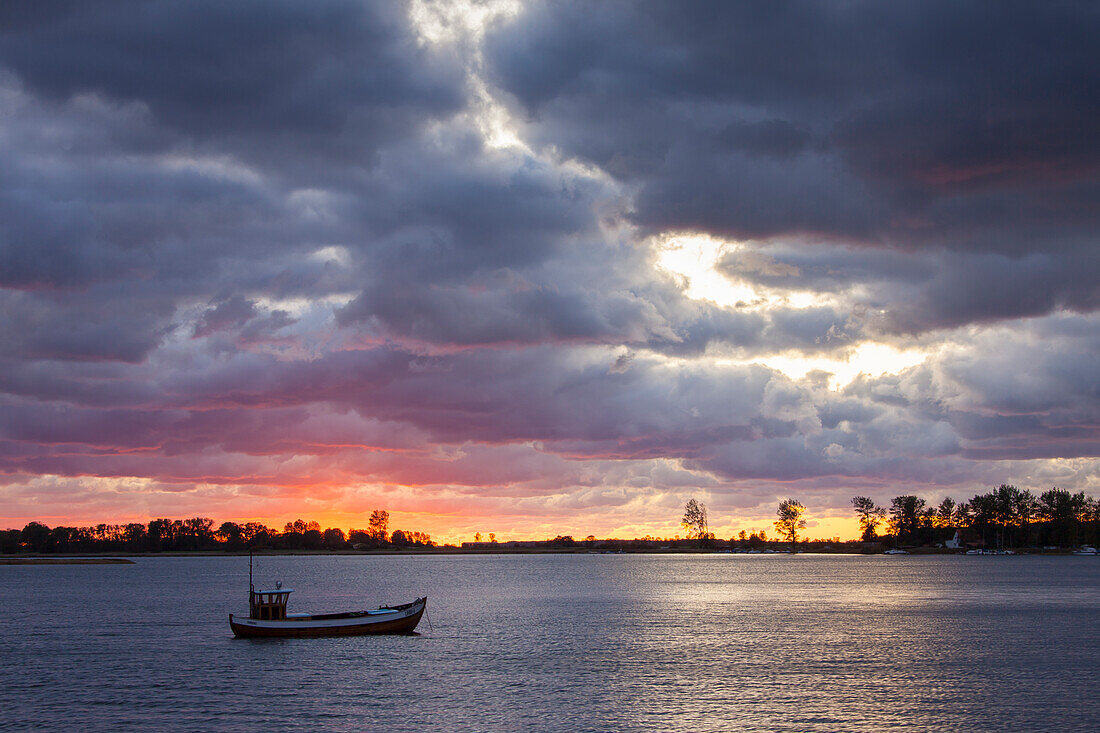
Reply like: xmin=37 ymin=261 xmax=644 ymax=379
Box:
xmin=229 ymin=556 xmax=426 ymax=638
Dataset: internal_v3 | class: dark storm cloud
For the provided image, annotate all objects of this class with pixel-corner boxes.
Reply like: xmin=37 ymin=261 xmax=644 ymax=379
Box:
xmin=0 ymin=73 xmax=336 ymax=358
xmin=0 ymin=68 xmax=359 ymax=361
xmin=0 ymin=289 xmax=177 ymax=363
xmin=489 ymin=0 xmax=1099 ymax=210
xmin=332 ymin=138 xmax=629 ymax=343
xmin=320 ymin=129 xmax=855 ymax=354
xmin=888 ymin=249 xmax=1100 ymax=333
xmin=486 ymin=0 xmax=1100 ymax=325
xmin=717 ymin=240 xmax=1100 ymax=335
xmin=1 ymin=0 xmax=975 ymax=366
xmin=0 ymin=1 xmax=459 ymax=368
xmin=0 ymin=0 xmax=466 ymax=301
xmin=0 ymin=0 xmax=464 ymax=174
xmin=193 ymin=295 xmax=259 ymax=338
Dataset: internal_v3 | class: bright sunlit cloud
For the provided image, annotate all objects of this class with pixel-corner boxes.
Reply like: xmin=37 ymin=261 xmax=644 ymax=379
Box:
xmin=656 ymin=233 xmax=759 ymax=306
xmin=655 ymin=233 xmax=831 ymax=311
xmin=656 ymin=233 xmax=930 ymax=387
xmin=752 ymin=342 xmax=930 ymax=389
xmin=409 ymin=0 xmax=528 ymax=151
xmin=409 ymin=0 xmax=522 ymax=46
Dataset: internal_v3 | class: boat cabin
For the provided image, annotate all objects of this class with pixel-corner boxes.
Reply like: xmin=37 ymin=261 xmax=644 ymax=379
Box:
xmin=249 ymin=587 xmax=294 ymax=620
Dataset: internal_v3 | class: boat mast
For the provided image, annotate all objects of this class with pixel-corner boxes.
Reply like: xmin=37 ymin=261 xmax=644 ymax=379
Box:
xmin=249 ymin=548 xmax=254 ymax=594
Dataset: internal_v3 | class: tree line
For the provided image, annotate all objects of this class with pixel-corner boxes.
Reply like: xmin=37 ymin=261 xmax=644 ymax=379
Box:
xmin=681 ymin=497 xmax=812 ymax=549
xmin=679 ymin=486 xmax=1099 ymax=552
xmin=1 ymin=509 xmax=437 ymax=554
xmin=852 ymin=486 xmax=1100 ymax=548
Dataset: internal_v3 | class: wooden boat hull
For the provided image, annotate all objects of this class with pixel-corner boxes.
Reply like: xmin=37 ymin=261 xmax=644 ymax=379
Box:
xmin=230 ymin=597 xmax=426 ymax=638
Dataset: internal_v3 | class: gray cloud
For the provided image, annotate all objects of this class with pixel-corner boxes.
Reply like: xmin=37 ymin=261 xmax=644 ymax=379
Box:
xmin=486 ymin=0 xmax=1100 ymax=326
xmin=0 ymin=1 xmax=1096 ymax=527
xmin=0 ymin=1 xmax=464 ymax=175
xmin=5 ymin=311 xmax=1096 ymax=481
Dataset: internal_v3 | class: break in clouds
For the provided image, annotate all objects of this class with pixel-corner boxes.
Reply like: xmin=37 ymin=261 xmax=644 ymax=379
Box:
xmin=0 ymin=1 xmax=1097 ymax=537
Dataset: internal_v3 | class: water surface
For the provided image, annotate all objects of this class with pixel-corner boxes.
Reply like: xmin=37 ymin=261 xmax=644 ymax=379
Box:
xmin=2 ymin=554 xmax=1097 ymax=732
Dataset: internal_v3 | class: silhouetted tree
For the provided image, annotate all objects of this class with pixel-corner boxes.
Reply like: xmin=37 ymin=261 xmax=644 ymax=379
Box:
xmin=991 ymin=485 xmax=1035 ymax=547
xmin=281 ymin=519 xmax=312 ymax=549
xmin=348 ymin=529 xmax=375 ymax=547
xmin=1036 ymin=488 xmax=1087 ymax=547
xmin=964 ymin=492 xmax=998 ymax=547
xmin=90 ymin=524 xmax=122 ymax=548
xmin=241 ymin=522 xmax=272 ymax=547
xmin=217 ymin=522 xmax=244 ymax=550
xmin=50 ymin=526 xmax=88 ymax=552
xmin=22 ymin=522 xmax=51 ymax=553
xmin=681 ymin=498 xmax=711 ymax=546
xmin=180 ymin=517 xmax=215 ymax=550
xmin=122 ymin=523 xmax=147 ymax=551
xmin=368 ymin=510 xmax=389 ymax=542
xmin=851 ymin=496 xmax=886 ymax=541
xmin=302 ymin=527 xmax=323 ymax=550
xmin=1011 ymin=488 xmax=1037 ymax=546
xmin=889 ymin=496 xmax=928 ymax=545
xmin=933 ymin=498 xmax=957 ymax=529
xmin=147 ymin=518 xmax=177 ymax=551
xmin=1085 ymin=497 xmax=1100 ymax=546
xmin=774 ymin=499 xmax=807 ymax=548
xmin=322 ymin=528 xmax=346 ymax=549
xmin=0 ymin=529 xmax=21 ymax=553
xmin=406 ymin=531 xmax=433 ymax=546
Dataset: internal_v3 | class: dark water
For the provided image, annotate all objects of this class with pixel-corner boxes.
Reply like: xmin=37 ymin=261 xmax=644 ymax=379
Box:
xmin=2 ymin=554 xmax=1098 ymax=732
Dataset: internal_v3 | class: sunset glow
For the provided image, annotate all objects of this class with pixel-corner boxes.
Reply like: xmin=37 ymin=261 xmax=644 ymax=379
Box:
xmin=1 ymin=1 xmax=1097 ymax=543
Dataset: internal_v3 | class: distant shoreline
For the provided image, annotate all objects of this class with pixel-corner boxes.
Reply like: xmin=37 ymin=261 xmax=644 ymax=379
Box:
xmin=1 ymin=547 xmax=1090 ymax=560
xmin=1 ymin=557 xmax=135 ymax=564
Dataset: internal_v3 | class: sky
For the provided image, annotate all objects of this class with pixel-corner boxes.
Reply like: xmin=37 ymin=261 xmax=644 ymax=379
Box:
xmin=1 ymin=0 xmax=1097 ymax=544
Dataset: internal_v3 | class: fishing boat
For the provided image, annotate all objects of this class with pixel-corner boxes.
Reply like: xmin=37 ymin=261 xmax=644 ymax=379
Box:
xmin=229 ymin=556 xmax=426 ymax=638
